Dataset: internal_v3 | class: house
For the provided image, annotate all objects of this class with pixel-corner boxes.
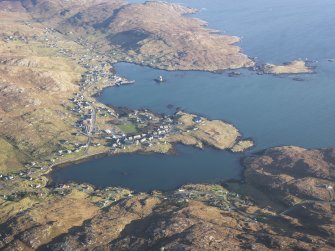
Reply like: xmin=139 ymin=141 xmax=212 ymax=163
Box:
xmin=193 ymin=116 xmax=202 ymax=123
xmin=134 ymin=135 xmax=141 ymax=140
xmin=124 ymin=139 xmax=133 ymax=145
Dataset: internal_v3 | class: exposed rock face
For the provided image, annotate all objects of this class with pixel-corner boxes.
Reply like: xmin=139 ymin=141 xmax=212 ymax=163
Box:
xmin=0 ymin=190 xmax=99 ymax=250
xmin=1 ymin=150 xmax=335 ymax=251
xmin=2 ymin=181 xmax=334 ymax=251
xmin=244 ymin=146 xmax=335 ymax=204
xmin=243 ymin=146 xmax=335 ymax=246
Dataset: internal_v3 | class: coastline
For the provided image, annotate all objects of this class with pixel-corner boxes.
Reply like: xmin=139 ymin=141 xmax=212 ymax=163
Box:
xmin=43 ymin=56 xmax=319 ymax=188
xmin=9 ymin=48 xmax=315 ymax=194
xmin=44 ymin=71 xmax=256 ymax=182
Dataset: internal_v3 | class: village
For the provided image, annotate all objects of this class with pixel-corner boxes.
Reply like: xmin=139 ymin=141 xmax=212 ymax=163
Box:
xmin=0 ymin=43 xmax=332 ymax=224
xmin=65 ymin=90 xmax=185 ymax=156
xmin=61 ymin=41 xmax=185 ymax=156
xmin=0 ymin=26 xmax=190 ymax=201
xmin=0 ymin=24 xmax=253 ymax=204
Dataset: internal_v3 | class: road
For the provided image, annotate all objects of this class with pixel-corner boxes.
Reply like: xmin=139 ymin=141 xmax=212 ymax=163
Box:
xmin=85 ymin=102 xmax=96 ymax=152
xmin=280 ymin=200 xmax=335 ymax=216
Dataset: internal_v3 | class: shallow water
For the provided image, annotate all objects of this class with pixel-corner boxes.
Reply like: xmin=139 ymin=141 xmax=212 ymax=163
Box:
xmin=51 ymin=0 xmax=335 ymax=192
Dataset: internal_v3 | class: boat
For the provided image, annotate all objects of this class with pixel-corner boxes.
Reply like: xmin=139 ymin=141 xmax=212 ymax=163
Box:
xmin=154 ymin=75 xmax=165 ymax=83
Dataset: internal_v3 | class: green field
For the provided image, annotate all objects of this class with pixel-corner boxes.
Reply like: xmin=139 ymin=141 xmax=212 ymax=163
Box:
xmin=118 ymin=123 xmax=137 ymax=134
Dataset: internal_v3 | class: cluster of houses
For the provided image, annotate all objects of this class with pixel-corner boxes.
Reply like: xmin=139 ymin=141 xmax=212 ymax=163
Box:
xmin=0 ymin=174 xmax=14 ymax=181
xmin=1 ymin=32 xmax=29 ymax=43
xmin=96 ymin=106 xmax=115 ymax=117
xmin=80 ymin=65 xmax=107 ymax=90
xmin=39 ymin=28 xmax=63 ymax=49
xmin=109 ymin=133 xmax=154 ymax=149
xmin=0 ymin=169 xmax=36 ymax=193
xmin=57 ymin=48 xmax=75 ymax=58
xmin=103 ymin=124 xmax=173 ymax=149
xmin=75 ymin=37 xmax=96 ymax=51
xmin=70 ymin=93 xmax=90 ymax=113
xmin=2 ymin=191 xmax=28 ymax=202
xmin=72 ymin=38 xmax=135 ymax=90
xmin=69 ymin=93 xmax=95 ymax=135
xmin=103 ymin=112 xmax=179 ymax=149
xmin=127 ymin=111 xmax=156 ymax=124
xmin=80 ymin=62 xmax=134 ymax=91
xmin=56 ymin=143 xmax=88 ymax=156
xmin=55 ymin=138 xmax=98 ymax=157
xmin=90 ymin=187 xmax=133 ymax=207
xmin=173 ymin=187 xmax=253 ymax=212
xmin=49 ymin=183 xmax=130 ymax=202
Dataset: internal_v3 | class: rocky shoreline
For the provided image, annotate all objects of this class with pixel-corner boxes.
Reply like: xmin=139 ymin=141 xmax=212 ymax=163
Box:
xmin=260 ymin=60 xmax=314 ymax=75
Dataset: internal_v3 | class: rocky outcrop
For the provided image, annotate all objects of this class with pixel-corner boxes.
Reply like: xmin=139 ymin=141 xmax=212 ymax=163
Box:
xmin=243 ymin=146 xmax=335 ymax=247
xmin=1 ymin=157 xmax=335 ymax=250
xmin=2 ymin=182 xmax=332 ymax=251
xmin=262 ymin=60 xmax=313 ymax=74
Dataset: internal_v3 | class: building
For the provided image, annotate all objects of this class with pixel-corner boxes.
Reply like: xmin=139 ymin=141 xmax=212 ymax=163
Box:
xmin=193 ymin=116 xmax=202 ymax=123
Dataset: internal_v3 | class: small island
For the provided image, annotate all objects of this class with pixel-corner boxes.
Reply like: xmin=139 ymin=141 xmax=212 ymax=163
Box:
xmin=262 ymin=60 xmax=313 ymax=74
